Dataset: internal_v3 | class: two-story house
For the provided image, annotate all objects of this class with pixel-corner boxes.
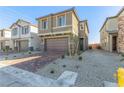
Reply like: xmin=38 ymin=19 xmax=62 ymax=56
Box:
xmin=10 ymin=19 xmax=41 ymax=51
xmin=0 ymin=29 xmax=12 ymax=51
xmin=100 ymin=7 xmax=124 ymax=53
xmin=36 ymin=7 xmax=89 ymax=55
xmin=100 ymin=16 xmax=118 ymax=52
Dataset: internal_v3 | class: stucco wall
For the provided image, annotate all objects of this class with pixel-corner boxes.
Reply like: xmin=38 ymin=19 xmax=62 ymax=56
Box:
xmin=72 ymin=12 xmax=79 ymax=36
xmin=100 ymin=25 xmax=110 ymax=51
xmin=0 ymin=29 xmax=12 ymax=50
xmin=106 ymin=18 xmax=118 ymax=32
xmin=116 ymin=9 xmax=124 ymax=53
xmin=38 ymin=12 xmax=73 ymax=34
xmin=30 ymin=26 xmax=41 ymax=50
xmin=117 ymin=16 xmax=124 ymax=53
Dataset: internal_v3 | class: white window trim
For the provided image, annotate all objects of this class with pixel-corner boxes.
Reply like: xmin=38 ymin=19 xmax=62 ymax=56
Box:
xmin=12 ymin=28 xmax=18 ymax=36
xmin=56 ymin=13 xmax=66 ymax=27
xmin=52 ymin=25 xmax=72 ymax=29
xmin=41 ymin=18 xmax=48 ymax=30
xmin=21 ymin=26 xmax=29 ymax=35
xmin=0 ymin=31 xmax=4 ymax=37
xmin=80 ymin=23 xmax=84 ymax=30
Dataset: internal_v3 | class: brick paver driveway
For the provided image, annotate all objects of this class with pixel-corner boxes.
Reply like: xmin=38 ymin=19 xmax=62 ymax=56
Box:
xmin=1 ymin=51 xmax=63 ymax=72
xmin=14 ymin=52 xmax=63 ymax=72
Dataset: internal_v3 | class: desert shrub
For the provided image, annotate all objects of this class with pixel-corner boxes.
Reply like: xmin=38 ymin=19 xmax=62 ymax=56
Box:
xmin=120 ymin=53 xmax=124 ymax=61
xmin=2 ymin=48 xmax=6 ymax=52
xmin=5 ymin=56 xmax=8 ymax=60
xmin=121 ymin=53 xmax=124 ymax=57
xmin=28 ymin=51 xmax=32 ymax=54
xmin=97 ymin=45 xmax=101 ymax=49
xmin=75 ymin=65 xmax=80 ymax=69
xmin=62 ymin=65 xmax=66 ymax=68
xmin=9 ymin=48 xmax=12 ymax=51
xmin=64 ymin=51 xmax=69 ymax=56
xmin=120 ymin=58 xmax=124 ymax=62
xmin=2 ymin=47 xmax=9 ymax=53
xmin=50 ymin=70 xmax=55 ymax=74
xmin=77 ymin=51 xmax=82 ymax=56
xmin=53 ymin=62 xmax=56 ymax=64
xmin=89 ymin=46 xmax=92 ymax=49
xmin=78 ymin=56 xmax=82 ymax=61
xmin=61 ymin=55 xmax=65 ymax=59
xmin=13 ymin=55 xmax=16 ymax=58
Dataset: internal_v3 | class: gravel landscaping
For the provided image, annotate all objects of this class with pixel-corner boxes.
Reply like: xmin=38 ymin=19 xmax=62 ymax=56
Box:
xmin=0 ymin=51 xmax=41 ymax=61
xmin=35 ymin=49 xmax=124 ymax=87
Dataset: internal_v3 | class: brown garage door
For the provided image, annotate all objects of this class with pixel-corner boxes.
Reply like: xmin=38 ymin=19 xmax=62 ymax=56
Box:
xmin=45 ymin=37 xmax=68 ymax=52
xmin=20 ymin=40 xmax=29 ymax=51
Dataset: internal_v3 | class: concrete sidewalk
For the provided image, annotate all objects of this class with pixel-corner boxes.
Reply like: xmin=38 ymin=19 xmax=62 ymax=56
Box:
xmin=0 ymin=63 xmax=77 ymax=87
xmin=0 ymin=71 xmax=30 ymax=87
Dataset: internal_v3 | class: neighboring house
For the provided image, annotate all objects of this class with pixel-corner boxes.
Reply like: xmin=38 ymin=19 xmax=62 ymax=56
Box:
xmin=10 ymin=19 xmax=41 ymax=51
xmin=0 ymin=29 xmax=12 ymax=51
xmin=36 ymin=7 xmax=89 ymax=55
xmin=100 ymin=7 xmax=124 ymax=53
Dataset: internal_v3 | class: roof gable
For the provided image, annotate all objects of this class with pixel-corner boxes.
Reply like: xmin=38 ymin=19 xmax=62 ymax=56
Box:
xmin=10 ymin=19 xmax=31 ymax=28
xmin=36 ymin=7 xmax=80 ymax=21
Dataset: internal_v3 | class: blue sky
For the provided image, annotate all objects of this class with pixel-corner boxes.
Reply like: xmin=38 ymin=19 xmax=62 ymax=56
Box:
xmin=0 ymin=6 xmax=122 ymax=44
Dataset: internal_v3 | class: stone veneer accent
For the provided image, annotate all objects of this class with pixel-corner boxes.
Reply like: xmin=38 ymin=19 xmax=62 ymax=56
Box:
xmin=117 ymin=16 xmax=124 ymax=53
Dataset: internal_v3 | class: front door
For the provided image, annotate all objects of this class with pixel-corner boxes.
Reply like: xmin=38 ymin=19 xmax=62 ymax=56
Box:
xmin=79 ymin=38 xmax=83 ymax=51
xmin=1 ymin=42 xmax=3 ymax=49
xmin=112 ymin=36 xmax=117 ymax=51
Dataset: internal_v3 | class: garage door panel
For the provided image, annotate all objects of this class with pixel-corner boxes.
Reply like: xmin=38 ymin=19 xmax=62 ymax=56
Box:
xmin=46 ymin=38 xmax=68 ymax=52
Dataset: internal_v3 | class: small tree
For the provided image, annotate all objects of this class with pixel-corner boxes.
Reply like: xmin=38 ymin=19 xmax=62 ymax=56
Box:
xmin=70 ymin=35 xmax=79 ymax=56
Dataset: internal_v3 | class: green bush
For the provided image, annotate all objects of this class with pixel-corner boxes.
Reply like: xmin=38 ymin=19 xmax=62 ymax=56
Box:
xmin=28 ymin=51 xmax=32 ymax=54
xmin=2 ymin=47 xmax=9 ymax=53
xmin=2 ymin=48 xmax=6 ymax=52
xmin=5 ymin=56 xmax=8 ymax=60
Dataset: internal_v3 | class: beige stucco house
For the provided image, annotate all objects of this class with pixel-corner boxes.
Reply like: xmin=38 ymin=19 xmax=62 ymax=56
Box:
xmin=0 ymin=29 xmax=12 ymax=51
xmin=36 ymin=7 xmax=89 ymax=55
xmin=100 ymin=7 xmax=124 ymax=53
xmin=10 ymin=19 xmax=41 ymax=51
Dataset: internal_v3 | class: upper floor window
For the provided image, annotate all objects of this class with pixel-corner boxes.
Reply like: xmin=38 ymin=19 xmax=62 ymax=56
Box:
xmin=57 ymin=15 xmax=66 ymax=27
xmin=22 ymin=26 xmax=29 ymax=35
xmin=42 ymin=19 xmax=48 ymax=30
xmin=12 ymin=28 xmax=18 ymax=36
xmin=1 ymin=31 xmax=4 ymax=37
xmin=80 ymin=24 xmax=84 ymax=30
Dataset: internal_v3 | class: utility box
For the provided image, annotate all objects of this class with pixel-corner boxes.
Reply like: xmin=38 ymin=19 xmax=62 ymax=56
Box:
xmin=114 ymin=68 xmax=124 ymax=87
xmin=117 ymin=68 xmax=124 ymax=87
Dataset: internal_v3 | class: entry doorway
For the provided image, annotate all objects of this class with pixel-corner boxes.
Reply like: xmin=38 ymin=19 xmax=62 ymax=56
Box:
xmin=79 ymin=38 xmax=84 ymax=51
xmin=112 ymin=36 xmax=117 ymax=52
xmin=0 ymin=42 xmax=3 ymax=49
